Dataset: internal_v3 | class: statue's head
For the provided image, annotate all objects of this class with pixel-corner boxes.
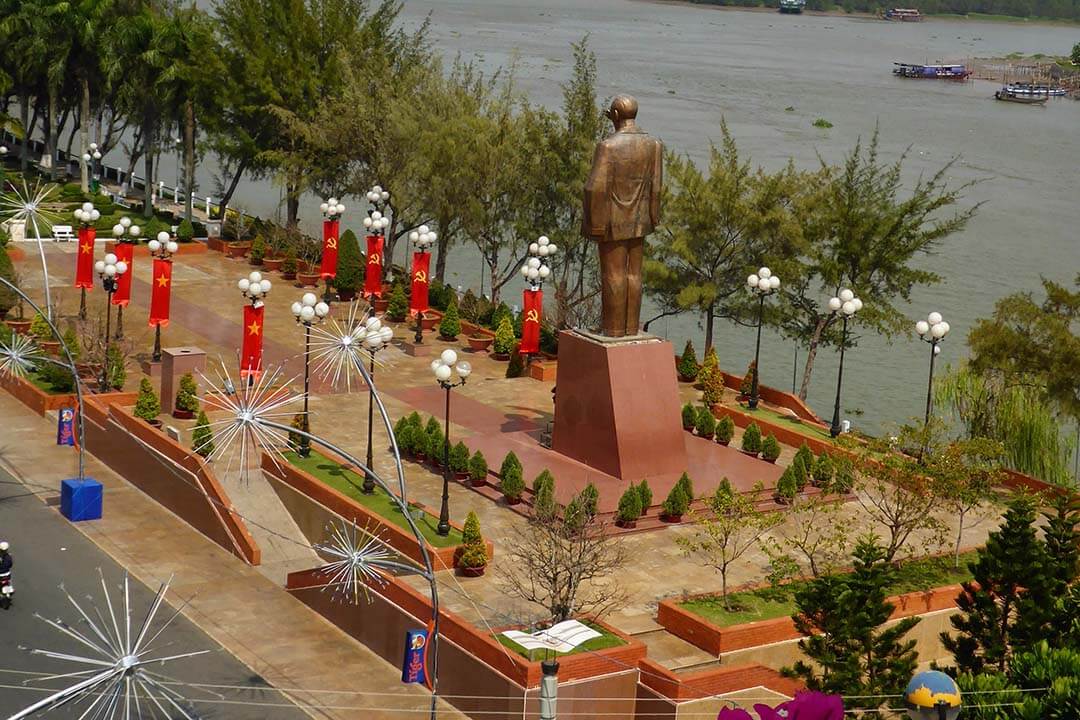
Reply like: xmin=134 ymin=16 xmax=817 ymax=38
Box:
xmin=605 ymin=95 xmax=638 ymax=128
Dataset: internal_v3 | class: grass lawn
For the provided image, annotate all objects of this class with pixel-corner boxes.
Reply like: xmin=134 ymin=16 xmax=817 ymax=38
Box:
xmin=284 ymin=450 xmax=462 ymax=548
xmin=495 ymin=621 xmax=626 ymax=662
xmin=733 ymin=405 xmax=834 ymax=443
xmin=24 ymin=367 xmax=74 ymax=395
xmin=681 ymin=550 xmax=979 ymax=627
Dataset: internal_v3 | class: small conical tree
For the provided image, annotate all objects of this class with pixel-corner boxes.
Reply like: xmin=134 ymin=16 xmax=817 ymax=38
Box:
xmin=812 ymin=452 xmax=835 ymax=487
xmin=617 ymin=485 xmax=642 ymax=523
xmin=775 ymin=467 xmax=798 ymax=503
xmin=468 ymin=450 xmax=488 ymax=484
xmin=761 ymin=433 xmax=781 ymax=462
xmin=500 ymin=451 xmax=524 ymax=500
xmin=580 ymin=482 xmax=599 ymax=519
xmin=532 ymin=470 xmax=556 ymax=519
xmin=134 ymin=378 xmax=161 ymax=422
xmin=677 ymin=340 xmax=699 ymax=381
xmin=439 ymin=293 xmax=461 ymax=339
xmin=387 ymin=283 xmax=408 ymax=321
xmin=493 ymin=315 xmax=516 ymax=355
xmin=192 ymin=410 xmax=215 ymax=458
xmin=333 ymin=229 xmax=363 ymax=294
xmin=175 ymin=372 xmax=200 ymax=413
xmin=61 ymin=326 xmax=81 ymax=362
xmin=794 ymin=442 xmax=814 ymax=473
xmin=675 ymin=472 xmax=694 ymax=503
xmin=741 ymin=422 xmax=762 ymax=453
xmin=699 ymin=347 xmax=723 ymax=405
xmin=636 ymin=479 xmax=653 ymax=514
xmin=450 ymin=441 xmax=470 ymax=473
xmin=792 ymin=455 xmax=809 ymax=490
xmin=695 ymin=406 xmax=716 ymax=439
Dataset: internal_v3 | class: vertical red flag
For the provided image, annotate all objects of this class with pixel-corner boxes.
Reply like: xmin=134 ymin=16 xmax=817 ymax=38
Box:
xmin=365 ymin=234 xmax=384 ymax=298
xmin=74 ymin=227 xmax=96 ymax=289
xmin=520 ymin=289 xmax=543 ymax=354
xmin=409 ymin=252 xmax=430 ymax=314
xmin=241 ymin=304 xmax=265 ymax=378
xmin=319 ymin=219 xmax=339 ymax=279
xmin=148 ymin=259 xmax=173 ymax=327
xmin=111 ymin=243 xmax=134 ymax=306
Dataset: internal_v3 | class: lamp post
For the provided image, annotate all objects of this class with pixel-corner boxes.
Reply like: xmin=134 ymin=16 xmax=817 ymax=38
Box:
xmin=90 ymin=143 xmax=101 ymax=193
xmin=148 ymin=231 xmax=179 ymax=362
xmin=915 ymin=311 xmax=950 ymax=428
xmin=409 ymin=225 xmax=436 ymax=344
xmin=745 ymin=266 xmax=780 ymax=410
xmin=363 ymin=205 xmax=390 ymax=303
xmin=109 ymin=217 xmax=139 ymax=339
xmin=94 ymin=252 xmax=127 ymax=391
xmin=319 ymin=197 xmax=345 ymax=303
xmin=828 ymin=289 xmax=863 ymax=438
xmin=431 ymin=349 xmax=471 ymax=536
xmin=365 ymin=185 xmax=391 ymax=278
xmin=290 ymin=292 xmax=330 ymax=458
xmin=73 ymin=202 xmax=101 ymax=320
xmin=359 ymin=316 xmax=393 ymax=494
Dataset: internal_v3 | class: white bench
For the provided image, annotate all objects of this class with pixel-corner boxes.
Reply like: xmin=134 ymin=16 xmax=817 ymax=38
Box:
xmin=51 ymin=225 xmax=75 ymax=242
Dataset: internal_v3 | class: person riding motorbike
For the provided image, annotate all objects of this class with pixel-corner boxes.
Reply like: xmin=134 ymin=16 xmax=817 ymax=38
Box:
xmin=0 ymin=541 xmax=12 ymax=608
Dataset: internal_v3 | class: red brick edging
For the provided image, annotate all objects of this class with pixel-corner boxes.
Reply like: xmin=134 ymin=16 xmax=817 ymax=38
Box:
xmin=0 ymin=371 xmax=137 ymax=416
xmin=638 ymin=657 xmax=803 ymax=702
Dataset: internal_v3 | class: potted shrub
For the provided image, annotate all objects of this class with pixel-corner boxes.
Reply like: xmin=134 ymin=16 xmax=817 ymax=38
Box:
xmin=694 ymin=406 xmax=715 ymax=440
xmin=792 ymin=455 xmax=809 ymax=491
xmin=500 ymin=452 xmax=524 ymax=505
xmin=332 ymin=229 xmax=362 ymax=301
xmin=249 ymin=234 xmax=266 ymax=265
xmin=176 ymin=218 xmax=194 ymax=243
xmin=761 ymin=433 xmax=781 ymax=463
xmin=387 ymin=284 xmax=408 ymax=322
xmin=456 ymin=511 xmax=487 ymax=577
xmin=636 ymin=479 xmax=653 ymax=516
xmin=505 ymin=350 xmax=526 ymax=378
xmin=715 ymin=415 xmax=735 ymax=446
xmin=467 ymin=333 xmax=494 ymax=353
xmin=450 ymin=441 xmax=470 ymax=480
xmin=428 ymin=430 xmax=446 ymax=467
xmin=532 ymin=471 xmax=556 ymax=519
xmin=439 ymin=294 xmax=461 ymax=340
xmin=794 ymin=442 xmax=814 ymax=475
xmin=104 ymin=343 xmax=126 ymax=391
xmin=580 ymin=482 xmax=599 ymax=520
xmin=30 ymin=312 xmax=59 ymax=353
xmin=701 ymin=352 xmax=725 ymax=407
xmin=616 ymin=485 xmax=643 ymax=528
xmin=226 ymin=240 xmax=250 ymax=258
xmin=173 ymin=372 xmax=200 ymax=419
xmin=811 ymin=452 xmax=835 ymax=488
xmin=774 ymin=466 xmax=797 ymax=504
xmin=134 ymin=378 xmax=162 ymax=428
xmin=677 ymin=340 xmax=699 ymax=382
xmin=281 ymin=250 xmax=298 ymax=280
xmin=192 ymin=410 xmax=215 ymax=457
xmin=491 ymin=315 xmax=515 ymax=360
xmin=660 ymin=481 xmax=690 ymax=523
xmin=468 ymin=450 xmax=488 ymax=487
xmin=738 ymin=362 xmax=755 ymax=400
xmin=681 ymin=402 xmax=696 ymax=432
xmin=741 ymin=421 xmax=762 ymax=457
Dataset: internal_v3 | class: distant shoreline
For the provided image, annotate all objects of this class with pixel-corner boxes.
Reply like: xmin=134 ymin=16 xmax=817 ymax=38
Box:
xmin=636 ymin=0 xmax=1080 ymax=28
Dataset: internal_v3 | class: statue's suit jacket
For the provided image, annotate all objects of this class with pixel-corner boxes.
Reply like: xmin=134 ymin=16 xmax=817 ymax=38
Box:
xmin=582 ymin=127 xmax=663 ymax=242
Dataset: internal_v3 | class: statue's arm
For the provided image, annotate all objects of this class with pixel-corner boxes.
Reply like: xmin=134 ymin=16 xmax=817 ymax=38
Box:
xmin=582 ymin=143 xmax=610 ymax=238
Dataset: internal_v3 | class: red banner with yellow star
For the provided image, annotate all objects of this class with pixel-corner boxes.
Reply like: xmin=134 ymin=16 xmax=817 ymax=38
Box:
xmin=74 ymin=227 xmax=96 ymax=289
xmin=241 ymin=304 xmax=264 ymax=378
xmin=409 ymin=252 xmax=430 ymax=314
xmin=319 ymin=219 xmax=339 ymax=280
xmin=365 ymin=234 xmax=384 ymax=298
xmin=520 ymin=289 xmax=543 ymax=354
xmin=148 ymin=258 xmax=173 ymax=328
xmin=111 ymin=242 xmax=134 ymax=306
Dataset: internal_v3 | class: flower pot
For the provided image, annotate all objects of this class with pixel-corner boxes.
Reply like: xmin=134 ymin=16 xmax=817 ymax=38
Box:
xmin=773 ymin=494 xmax=792 ymax=505
xmin=262 ymin=257 xmax=284 ymax=272
xmin=682 ymin=423 xmax=695 ymax=432
xmin=764 ymin=457 xmax=777 ymax=464
xmin=414 ymin=452 xmax=426 ymax=463
xmin=226 ymin=242 xmax=250 ymax=258
xmin=491 ymin=352 xmax=510 ymax=361
xmin=740 ymin=449 xmax=759 ymax=458
xmin=337 ymin=288 xmax=356 ymax=302
xmin=678 ymin=374 xmax=696 ymax=383
xmin=469 ymin=476 xmax=486 ymax=488
xmin=421 ymin=316 xmax=438 ymax=331
xmin=145 ymin=418 xmax=163 ymax=429
xmin=439 ymin=334 xmax=459 ymax=343
xmin=172 ymin=409 xmax=194 ymax=420
xmin=249 ymin=256 xmax=263 ymax=266
xmin=467 ymin=336 xmax=493 ymax=352
xmin=454 ymin=471 xmax=469 ymax=481
xmin=297 ymin=271 xmax=321 ymax=287
xmin=281 ymin=270 xmax=297 ymax=281
xmin=615 ymin=518 xmax=637 ymax=529
xmin=660 ymin=512 xmax=682 ymax=523
xmin=460 ymin=565 xmax=486 ymax=578
xmin=504 ymin=495 xmax=522 ymax=506
xmin=373 ymin=298 xmax=390 ymax=313
xmin=716 ymin=439 xmax=731 ymax=446
xmin=39 ymin=340 xmax=61 ymax=355
xmin=6 ymin=319 xmax=31 ymax=335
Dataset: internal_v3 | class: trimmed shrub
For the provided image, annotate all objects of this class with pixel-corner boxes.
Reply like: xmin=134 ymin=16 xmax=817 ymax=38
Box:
xmin=450 ymin=441 xmax=470 ymax=474
xmin=458 ymin=511 xmax=486 ymax=569
xmin=532 ymin=468 xmax=554 ymax=493
xmin=175 ymin=373 xmax=200 ymax=413
xmin=831 ymin=457 xmax=855 ymax=493
xmin=533 ymin=470 xmax=556 ymax=519
xmin=617 ymin=485 xmax=642 ymax=522
xmin=134 ymin=378 xmax=161 ymax=422
xmin=580 ymin=482 xmax=599 ymax=519
xmin=681 ymin=402 xmax=696 ymax=429
xmin=39 ymin=362 xmax=75 ymax=392
xmin=699 ymin=347 xmax=723 ymax=405
xmin=439 ymin=293 xmax=461 ymax=339
xmin=425 ymin=416 xmax=441 ymax=438
xmin=676 ymin=472 xmax=694 ymax=503
xmin=468 ymin=450 xmax=488 ymax=484
xmin=281 ymin=249 xmax=298 ymax=275
xmin=61 ymin=326 xmax=81 ymax=362
xmin=741 ymin=421 xmax=762 ymax=454
xmin=30 ymin=312 xmax=51 ymax=340
xmin=713 ymin=477 xmax=735 ymax=508
xmin=794 ymin=442 xmax=814 ymax=474
xmin=505 ymin=350 xmax=526 ymax=378
xmin=775 ymin=466 xmax=798 ymax=503
xmin=636 ymin=479 xmax=653 ymax=513
xmin=489 ymin=302 xmax=513 ymax=331
xmin=715 ymin=415 xmax=735 ymax=444
xmin=105 ymin=343 xmax=126 ymax=390
xmin=792 ymin=455 xmax=809 ymax=490
xmin=500 ymin=452 xmax=524 ymax=500
xmin=695 ymin=406 xmax=716 ymax=439
xmin=250 ymin=234 xmax=266 ymax=263
xmin=177 ymin=218 xmax=195 ymax=242
xmin=662 ymin=481 xmax=691 ymax=517
xmin=677 ymin=340 xmax=699 ymax=381
xmin=493 ymin=316 xmax=516 ymax=355
xmin=740 ymin=361 xmax=755 ymax=396
xmin=192 ymin=411 xmax=214 ymax=457
xmin=462 ymin=510 xmax=482 ymax=546
xmin=387 ymin=283 xmax=408 ymax=321
xmin=761 ymin=433 xmax=781 ymax=462
xmin=812 ymin=452 xmax=835 ymax=487
xmin=333 ymin=229 xmax=362 ymax=293
xmin=0 ymin=248 xmax=17 ymax=317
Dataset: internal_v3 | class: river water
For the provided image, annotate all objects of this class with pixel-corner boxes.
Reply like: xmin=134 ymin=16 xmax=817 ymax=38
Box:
xmin=191 ymin=0 xmax=1080 ymax=433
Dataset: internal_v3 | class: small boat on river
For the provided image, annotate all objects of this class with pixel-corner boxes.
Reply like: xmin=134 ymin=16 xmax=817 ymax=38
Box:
xmin=883 ymin=8 xmax=923 ymax=20
xmin=995 ymin=87 xmax=1049 ymax=104
xmin=1004 ymin=82 xmax=1066 ymax=97
xmin=893 ymin=62 xmax=972 ymax=80
xmin=779 ymin=0 xmax=806 ymax=12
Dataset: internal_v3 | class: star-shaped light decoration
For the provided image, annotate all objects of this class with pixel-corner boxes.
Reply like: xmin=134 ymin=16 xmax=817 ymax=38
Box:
xmin=1 ymin=179 xmax=64 ymax=317
xmin=313 ymin=520 xmax=417 ymax=605
xmin=306 ymin=301 xmax=394 ymax=392
xmin=198 ymin=361 xmax=304 ymax=482
xmin=0 ymin=331 xmax=44 ymax=380
xmin=13 ymin=569 xmax=208 ymax=720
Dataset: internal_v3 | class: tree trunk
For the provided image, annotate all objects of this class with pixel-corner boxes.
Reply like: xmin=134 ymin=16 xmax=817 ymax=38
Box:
xmin=80 ymin=78 xmax=91 ymax=192
xmin=183 ymin=100 xmax=195 ymax=222
xmin=383 ymin=214 xmax=399 ymax=282
xmin=217 ymin=157 xmax=249 ymax=218
xmin=42 ymin=91 xmax=57 ymax=179
xmin=142 ymin=114 xmax=155 ymax=218
xmin=704 ymin=305 xmax=715 ymax=352
xmin=798 ymin=315 xmax=830 ymax=401
xmin=721 ymin=569 xmax=729 ymax=611
xmin=434 ymin=214 xmax=450 ymax=283
xmin=122 ymin=126 xmax=143 ymax=197
xmin=954 ymin=512 xmax=965 ymax=569
xmin=19 ymin=96 xmax=30 ymax=171
xmin=286 ymin=178 xmax=300 ymax=229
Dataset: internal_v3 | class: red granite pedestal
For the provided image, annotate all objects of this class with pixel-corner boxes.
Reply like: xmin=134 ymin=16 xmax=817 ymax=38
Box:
xmin=551 ymin=330 xmax=687 ymax=480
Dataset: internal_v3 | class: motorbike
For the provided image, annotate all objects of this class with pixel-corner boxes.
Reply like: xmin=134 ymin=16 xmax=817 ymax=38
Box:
xmin=0 ymin=572 xmax=12 ymax=609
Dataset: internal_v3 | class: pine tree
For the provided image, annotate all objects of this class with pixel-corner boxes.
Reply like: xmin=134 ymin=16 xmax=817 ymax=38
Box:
xmin=439 ymin=293 xmax=461 ymax=339
xmin=333 ymin=229 xmax=363 ymax=294
xmin=943 ymin=495 xmax=1057 ymax=674
xmin=192 ymin=410 xmax=215 ymax=458
xmin=387 ymin=283 xmax=408 ymax=321
xmin=617 ymin=485 xmax=642 ymax=522
xmin=784 ymin=537 xmax=920 ymax=708
xmin=532 ymin=470 xmax=556 ymax=520
xmin=699 ymin=347 xmax=724 ymax=405
xmin=493 ymin=315 xmax=516 ymax=355
xmin=134 ymin=378 xmax=161 ymax=422
xmin=677 ymin=340 xmax=699 ymax=381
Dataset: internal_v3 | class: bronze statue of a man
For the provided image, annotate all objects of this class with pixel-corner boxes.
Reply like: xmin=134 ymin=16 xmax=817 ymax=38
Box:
xmin=582 ymin=95 xmax=663 ymax=337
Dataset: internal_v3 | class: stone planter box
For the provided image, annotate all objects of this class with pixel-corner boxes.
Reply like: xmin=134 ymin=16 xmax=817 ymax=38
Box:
xmin=207 ymin=237 xmax=227 ymax=252
xmin=1 ymin=371 xmax=138 ymax=417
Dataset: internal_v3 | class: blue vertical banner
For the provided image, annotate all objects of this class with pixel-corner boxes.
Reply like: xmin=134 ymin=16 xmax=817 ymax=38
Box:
xmin=57 ymin=408 xmax=75 ymax=446
xmin=401 ymin=629 xmax=428 ymax=685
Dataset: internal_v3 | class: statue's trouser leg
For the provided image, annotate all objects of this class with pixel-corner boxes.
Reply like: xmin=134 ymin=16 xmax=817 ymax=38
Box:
xmin=598 ymin=240 xmax=628 ymax=337
xmin=625 ymin=237 xmax=644 ymax=335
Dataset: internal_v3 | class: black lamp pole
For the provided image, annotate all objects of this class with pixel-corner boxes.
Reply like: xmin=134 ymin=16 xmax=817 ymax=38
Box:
xmin=923 ymin=339 xmax=939 ymax=428
xmin=300 ymin=323 xmax=312 ymax=457
xmin=362 ymin=348 xmax=379 ymax=494
xmin=436 ymin=376 xmax=466 ymax=536
xmin=829 ymin=314 xmax=850 ymax=438
xmin=99 ymin=282 xmax=115 ymax=391
xmin=749 ymin=293 xmax=766 ymax=410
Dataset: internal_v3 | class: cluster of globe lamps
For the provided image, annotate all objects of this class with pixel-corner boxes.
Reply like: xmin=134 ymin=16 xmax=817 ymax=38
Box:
xmin=238 ymin=271 xmax=272 ymax=304
xmin=521 ymin=236 xmax=558 ymax=289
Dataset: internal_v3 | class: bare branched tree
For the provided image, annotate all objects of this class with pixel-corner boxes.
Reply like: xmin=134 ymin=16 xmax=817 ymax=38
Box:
xmin=498 ymin=505 xmax=627 ymax=624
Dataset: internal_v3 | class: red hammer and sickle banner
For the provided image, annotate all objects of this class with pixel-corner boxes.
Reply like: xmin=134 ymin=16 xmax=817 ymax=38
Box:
xmin=111 ymin=243 xmax=134 ymax=306
xmin=519 ymin=289 xmax=543 ymax=354
xmin=241 ymin=304 xmax=265 ymax=378
xmin=75 ymin=227 xmax=96 ymax=290
xmin=365 ymin=234 xmax=384 ymax=298
xmin=148 ymin=258 xmax=173 ymax=327
xmin=320 ymin=219 xmax=340 ymax=279
xmin=410 ymin=252 xmax=430 ymax=314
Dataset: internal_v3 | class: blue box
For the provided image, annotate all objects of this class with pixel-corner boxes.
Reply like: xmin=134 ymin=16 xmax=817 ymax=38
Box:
xmin=60 ymin=478 xmax=103 ymax=522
